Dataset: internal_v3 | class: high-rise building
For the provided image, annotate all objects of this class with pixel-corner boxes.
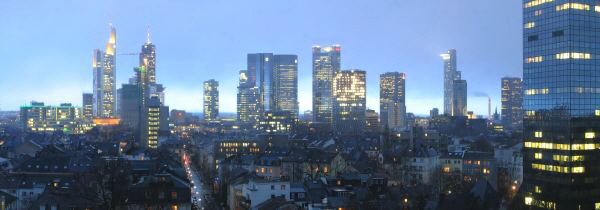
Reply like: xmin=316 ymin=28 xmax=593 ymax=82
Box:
xmin=204 ymin=79 xmax=219 ymax=121
xmin=452 ymin=80 xmax=467 ymax=116
xmin=365 ymin=109 xmax=380 ymax=133
xmin=237 ymin=70 xmax=260 ymax=127
xmin=312 ymin=45 xmax=341 ymax=125
xmin=92 ymin=49 xmax=103 ymax=117
xmin=273 ymin=55 xmax=298 ymax=116
xmin=522 ymin=1 xmax=600 ymax=208
xmin=119 ymin=84 xmax=142 ymax=130
xmin=248 ymin=53 xmax=274 ymax=113
xmin=430 ymin=108 xmax=439 ymax=118
xmin=380 ymin=72 xmax=407 ymax=130
xmin=142 ymin=97 xmax=161 ymax=149
xmin=332 ymin=70 xmax=366 ymax=136
xmin=82 ymin=93 xmax=93 ymax=121
xmin=441 ymin=49 xmax=464 ymax=116
xmin=501 ymin=77 xmax=523 ymax=131
xmin=140 ymin=32 xmax=156 ymax=85
xmin=100 ymin=25 xmax=117 ymax=118
xmin=92 ymin=25 xmax=117 ymax=118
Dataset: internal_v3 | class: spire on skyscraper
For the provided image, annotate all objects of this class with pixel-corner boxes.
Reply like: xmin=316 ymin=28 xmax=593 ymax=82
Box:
xmin=146 ymin=25 xmax=152 ymax=44
xmin=106 ymin=23 xmax=116 ymax=55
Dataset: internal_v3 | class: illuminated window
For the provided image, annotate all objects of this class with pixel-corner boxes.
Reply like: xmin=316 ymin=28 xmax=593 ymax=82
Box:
xmin=596 ymin=110 xmax=600 ymax=116
xmin=534 ymin=153 xmax=543 ymax=159
xmin=535 ymin=131 xmax=543 ymax=138
xmin=524 ymin=0 xmax=554 ymax=8
xmin=585 ymin=132 xmax=596 ymax=139
xmin=572 ymin=167 xmax=585 ymax=173
xmin=524 ymin=22 xmax=536 ymax=29
xmin=556 ymin=3 xmax=590 ymax=11
xmin=526 ymin=110 xmax=536 ymax=116
xmin=525 ymin=196 xmax=533 ymax=205
xmin=595 ymin=202 xmax=600 ymax=210
xmin=555 ymin=52 xmax=591 ymax=60
xmin=534 ymin=186 xmax=542 ymax=193
xmin=525 ymin=56 xmax=543 ymax=63
xmin=443 ymin=167 xmax=450 ymax=173
xmin=535 ymin=10 xmax=542 ymax=16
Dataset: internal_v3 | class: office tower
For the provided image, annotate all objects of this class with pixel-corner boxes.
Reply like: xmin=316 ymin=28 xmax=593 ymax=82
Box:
xmin=142 ymin=97 xmax=161 ymax=149
xmin=365 ymin=109 xmax=380 ymax=133
xmin=380 ymin=72 xmax=407 ymax=130
xmin=248 ymin=53 xmax=274 ymax=113
xmin=119 ymin=84 xmax=142 ymax=130
xmin=204 ymin=79 xmax=219 ymax=121
xmin=522 ymin=1 xmax=600 ymax=208
xmin=82 ymin=93 xmax=93 ymax=121
xmin=259 ymin=111 xmax=295 ymax=134
xmin=452 ymin=80 xmax=467 ymax=116
xmin=159 ymin=105 xmax=170 ymax=134
xmin=441 ymin=49 xmax=464 ymax=116
xmin=430 ymin=108 xmax=439 ymax=118
xmin=237 ymin=70 xmax=260 ymax=127
xmin=100 ymin=25 xmax=117 ymax=118
xmin=273 ymin=55 xmax=299 ymax=115
xmin=140 ymin=33 xmax=156 ymax=85
xmin=501 ymin=77 xmax=523 ymax=130
xmin=332 ymin=70 xmax=366 ymax=136
xmin=20 ymin=101 xmax=82 ymax=132
xmin=92 ymin=25 xmax=117 ymax=118
xmin=92 ymin=49 xmax=103 ymax=117
xmin=171 ymin=109 xmax=187 ymax=125
xmin=312 ymin=45 xmax=341 ymax=125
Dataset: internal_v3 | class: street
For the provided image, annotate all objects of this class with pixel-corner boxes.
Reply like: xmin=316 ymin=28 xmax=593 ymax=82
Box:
xmin=183 ymin=151 xmax=206 ymax=209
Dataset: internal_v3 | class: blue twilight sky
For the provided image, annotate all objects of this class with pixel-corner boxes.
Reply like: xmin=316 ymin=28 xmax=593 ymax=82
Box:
xmin=0 ymin=0 xmax=522 ymax=115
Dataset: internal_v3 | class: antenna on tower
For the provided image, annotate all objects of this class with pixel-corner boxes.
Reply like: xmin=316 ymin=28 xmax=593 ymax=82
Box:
xmin=146 ymin=25 xmax=152 ymax=43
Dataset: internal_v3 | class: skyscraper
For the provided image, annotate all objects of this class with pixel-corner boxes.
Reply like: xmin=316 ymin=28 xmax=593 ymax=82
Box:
xmin=273 ymin=55 xmax=298 ymax=116
xmin=143 ymin=96 xmax=161 ymax=149
xmin=380 ymin=72 xmax=407 ymax=130
xmin=237 ymin=70 xmax=260 ymax=127
xmin=140 ymin=31 xmax=156 ymax=85
xmin=92 ymin=49 xmax=103 ymax=117
xmin=119 ymin=84 xmax=141 ymax=130
xmin=248 ymin=53 xmax=274 ymax=113
xmin=452 ymin=79 xmax=467 ymax=117
xmin=522 ymin=1 xmax=600 ymax=208
xmin=312 ymin=45 xmax=341 ymax=125
xmin=204 ymin=79 xmax=219 ymax=121
xmin=332 ymin=70 xmax=366 ymax=136
xmin=441 ymin=49 xmax=464 ymax=116
xmin=501 ymin=77 xmax=523 ymax=131
xmin=82 ymin=93 xmax=93 ymax=122
xmin=93 ymin=24 xmax=117 ymax=118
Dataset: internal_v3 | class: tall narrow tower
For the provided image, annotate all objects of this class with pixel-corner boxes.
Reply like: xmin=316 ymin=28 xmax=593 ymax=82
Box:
xmin=312 ymin=45 xmax=341 ymax=125
xmin=100 ymin=24 xmax=117 ymax=118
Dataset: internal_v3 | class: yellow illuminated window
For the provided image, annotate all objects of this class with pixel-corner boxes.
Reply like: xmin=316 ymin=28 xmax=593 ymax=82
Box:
xmin=525 ymin=56 xmax=544 ymax=63
xmin=555 ymin=52 xmax=591 ymax=60
xmin=524 ymin=22 xmax=536 ymax=29
xmin=595 ymin=202 xmax=600 ymax=210
xmin=586 ymin=132 xmax=596 ymax=139
xmin=572 ymin=167 xmax=585 ymax=173
xmin=526 ymin=110 xmax=536 ymax=116
xmin=524 ymin=0 xmax=554 ymax=8
xmin=556 ymin=3 xmax=590 ymax=11
xmin=535 ymin=10 xmax=542 ymax=16
xmin=534 ymin=153 xmax=543 ymax=159
xmin=596 ymin=110 xmax=600 ymax=116
xmin=525 ymin=196 xmax=533 ymax=205
xmin=535 ymin=131 xmax=543 ymax=138
xmin=534 ymin=186 xmax=542 ymax=193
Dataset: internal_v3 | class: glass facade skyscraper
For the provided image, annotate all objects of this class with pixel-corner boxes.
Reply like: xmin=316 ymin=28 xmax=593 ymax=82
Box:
xmin=204 ymin=79 xmax=219 ymax=121
xmin=237 ymin=70 xmax=260 ymax=127
xmin=273 ymin=55 xmax=298 ymax=116
xmin=332 ymin=70 xmax=366 ymax=136
xmin=522 ymin=0 xmax=600 ymax=208
xmin=380 ymin=72 xmax=407 ymax=130
xmin=140 ymin=38 xmax=156 ymax=85
xmin=501 ymin=77 xmax=523 ymax=131
xmin=93 ymin=25 xmax=117 ymax=118
xmin=440 ymin=49 xmax=467 ymax=116
xmin=312 ymin=45 xmax=341 ymax=125
xmin=248 ymin=53 xmax=274 ymax=113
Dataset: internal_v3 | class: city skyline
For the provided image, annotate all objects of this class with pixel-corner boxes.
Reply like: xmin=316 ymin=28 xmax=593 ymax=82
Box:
xmin=0 ymin=0 xmax=522 ymax=115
